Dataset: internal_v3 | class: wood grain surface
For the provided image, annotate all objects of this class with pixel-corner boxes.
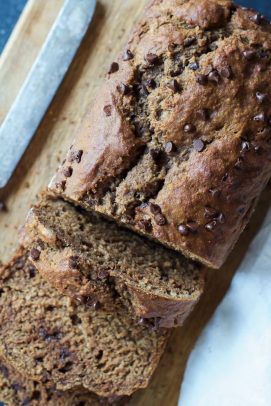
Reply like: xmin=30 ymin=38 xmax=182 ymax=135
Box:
xmin=0 ymin=1 xmax=270 ymax=405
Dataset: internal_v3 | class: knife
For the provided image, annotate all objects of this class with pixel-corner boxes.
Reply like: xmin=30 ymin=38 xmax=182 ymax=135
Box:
xmin=0 ymin=0 xmax=96 ymax=189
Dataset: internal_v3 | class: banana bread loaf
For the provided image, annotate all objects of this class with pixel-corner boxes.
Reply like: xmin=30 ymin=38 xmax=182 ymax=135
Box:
xmin=20 ymin=194 xmax=204 ymax=329
xmin=0 ymin=251 xmax=168 ymax=397
xmin=0 ymin=358 xmax=119 ymax=406
xmin=49 ymin=0 xmax=271 ymax=268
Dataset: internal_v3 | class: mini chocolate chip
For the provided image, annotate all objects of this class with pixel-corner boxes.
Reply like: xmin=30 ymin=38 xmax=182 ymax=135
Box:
xmin=205 ymin=206 xmax=218 ymax=219
xmin=154 ymin=213 xmax=167 ymax=226
xmin=197 ymin=108 xmax=209 ymax=121
xmin=167 ymin=79 xmax=181 ymax=93
xmin=189 ymin=62 xmax=199 ymax=70
xmin=184 ymin=123 xmax=196 ymax=133
xmin=69 ymin=256 xmax=80 ymax=269
xmin=145 ymin=53 xmax=159 ymax=64
xmin=217 ymin=213 xmax=225 ymax=224
xmin=108 ymin=62 xmax=119 ymax=74
xmin=205 ymin=221 xmax=217 ymax=231
xmin=241 ymin=141 xmax=250 ymax=151
xmin=123 ymin=49 xmax=134 ymax=61
xmin=220 ymin=66 xmax=232 ymax=79
xmin=177 ymin=224 xmax=189 ymax=236
xmin=30 ymin=248 xmax=40 ymax=261
xmin=138 ymin=219 xmax=152 ymax=233
xmin=222 ymin=173 xmax=228 ymax=182
xmin=253 ymin=113 xmax=266 ymax=122
xmin=196 ymin=74 xmax=208 ymax=85
xmin=164 ymin=141 xmax=176 ymax=153
xmin=193 ymin=139 xmax=205 ymax=152
xmin=208 ymin=69 xmax=220 ymax=84
xmin=103 ymin=105 xmax=112 ymax=116
xmin=209 ymin=188 xmax=220 ymax=198
xmin=149 ymin=203 xmax=162 ymax=215
xmin=63 ymin=167 xmax=73 ymax=178
xmin=0 ymin=201 xmax=7 ymax=211
xmin=138 ymin=317 xmax=147 ymax=326
xmin=184 ymin=36 xmax=196 ymax=47
xmin=29 ymin=265 xmax=36 ymax=278
xmin=186 ymin=222 xmax=198 ymax=233
xmin=256 ymin=91 xmax=267 ymax=104
xmin=243 ymin=50 xmax=256 ymax=60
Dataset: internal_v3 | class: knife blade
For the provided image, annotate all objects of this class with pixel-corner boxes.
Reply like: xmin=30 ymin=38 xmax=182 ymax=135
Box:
xmin=0 ymin=0 xmax=96 ymax=189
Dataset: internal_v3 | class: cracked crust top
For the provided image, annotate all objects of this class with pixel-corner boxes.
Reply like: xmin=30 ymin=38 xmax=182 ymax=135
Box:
xmin=49 ymin=0 xmax=271 ymax=268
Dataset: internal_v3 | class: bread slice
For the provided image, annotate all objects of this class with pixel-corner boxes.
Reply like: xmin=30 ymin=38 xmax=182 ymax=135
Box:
xmin=0 ymin=357 xmax=119 ymax=406
xmin=0 ymin=250 xmax=168 ymax=397
xmin=20 ymin=194 xmax=205 ymax=328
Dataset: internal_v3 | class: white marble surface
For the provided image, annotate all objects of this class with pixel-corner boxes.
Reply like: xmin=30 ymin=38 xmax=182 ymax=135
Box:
xmin=179 ymin=206 xmax=271 ymax=406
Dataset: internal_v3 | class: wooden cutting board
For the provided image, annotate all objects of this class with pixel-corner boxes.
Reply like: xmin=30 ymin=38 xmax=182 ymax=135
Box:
xmin=0 ymin=1 xmax=270 ymax=404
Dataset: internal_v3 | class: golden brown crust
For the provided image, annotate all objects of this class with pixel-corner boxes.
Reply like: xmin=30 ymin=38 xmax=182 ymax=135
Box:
xmin=49 ymin=0 xmax=271 ymax=269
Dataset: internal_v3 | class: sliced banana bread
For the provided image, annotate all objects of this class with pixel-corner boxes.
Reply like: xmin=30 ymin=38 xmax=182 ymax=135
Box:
xmin=0 ymin=358 xmax=118 ymax=406
xmin=0 ymin=251 xmax=168 ymax=397
xmin=20 ymin=194 xmax=205 ymax=328
xmin=49 ymin=0 xmax=271 ymax=269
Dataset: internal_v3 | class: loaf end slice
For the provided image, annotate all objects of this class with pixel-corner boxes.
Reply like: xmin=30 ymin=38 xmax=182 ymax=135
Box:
xmin=20 ymin=194 xmax=205 ymax=328
xmin=49 ymin=0 xmax=271 ymax=268
xmin=0 ymin=250 xmax=169 ymax=397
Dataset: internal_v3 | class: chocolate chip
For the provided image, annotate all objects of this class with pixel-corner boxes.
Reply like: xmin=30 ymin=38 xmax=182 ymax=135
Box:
xmin=0 ymin=201 xmax=7 ymax=212
xmin=167 ymin=79 xmax=181 ymax=93
xmin=184 ymin=36 xmax=196 ymax=47
xmin=193 ymin=139 xmax=205 ymax=152
xmin=205 ymin=206 xmax=218 ymax=219
xmin=69 ymin=256 xmax=80 ymax=269
xmin=205 ymin=221 xmax=217 ymax=231
xmin=164 ymin=141 xmax=176 ymax=153
xmin=108 ymin=62 xmax=119 ymax=74
xmin=177 ymin=224 xmax=189 ymax=236
xmin=118 ymin=83 xmax=132 ymax=95
xmin=154 ymin=213 xmax=167 ymax=226
xmin=253 ymin=113 xmax=266 ymax=122
xmin=217 ymin=213 xmax=225 ymax=224
xmin=138 ymin=317 xmax=148 ymax=326
xmin=241 ymin=141 xmax=250 ymax=151
xmin=30 ymin=248 xmax=40 ymax=261
xmin=249 ymin=13 xmax=264 ymax=25
xmin=138 ymin=219 xmax=152 ymax=233
xmin=145 ymin=53 xmax=159 ymax=64
xmin=168 ymin=43 xmax=177 ymax=53
xmin=196 ymin=108 xmax=210 ymax=121
xmin=149 ymin=203 xmax=162 ymax=215
xmin=184 ymin=123 xmax=196 ymax=133
xmin=256 ymin=91 xmax=267 ymax=104
xmin=63 ymin=167 xmax=73 ymax=178
xmin=145 ymin=79 xmax=155 ymax=89
xmin=98 ymin=269 xmax=109 ymax=280
xmin=28 ymin=265 xmax=36 ymax=278
xmin=222 ymin=173 xmax=228 ymax=182
xmin=220 ymin=65 xmax=232 ymax=79
xmin=69 ymin=150 xmax=83 ymax=164
xmin=123 ymin=49 xmax=134 ymax=61
xmin=209 ymin=188 xmax=220 ymax=198
xmin=103 ymin=105 xmax=112 ymax=116
xmin=189 ymin=62 xmax=199 ymax=70
xmin=186 ymin=222 xmax=198 ymax=233
xmin=208 ymin=69 xmax=220 ymax=84
xmin=196 ymin=74 xmax=208 ymax=85
xmin=55 ymin=180 xmax=66 ymax=191
xmin=243 ymin=50 xmax=256 ymax=60
xmin=93 ymin=301 xmax=101 ymax=311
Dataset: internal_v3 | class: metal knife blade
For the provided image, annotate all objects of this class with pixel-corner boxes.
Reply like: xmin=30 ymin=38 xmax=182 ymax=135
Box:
xmin=0 ymin=0 xmax=96 ymax=188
